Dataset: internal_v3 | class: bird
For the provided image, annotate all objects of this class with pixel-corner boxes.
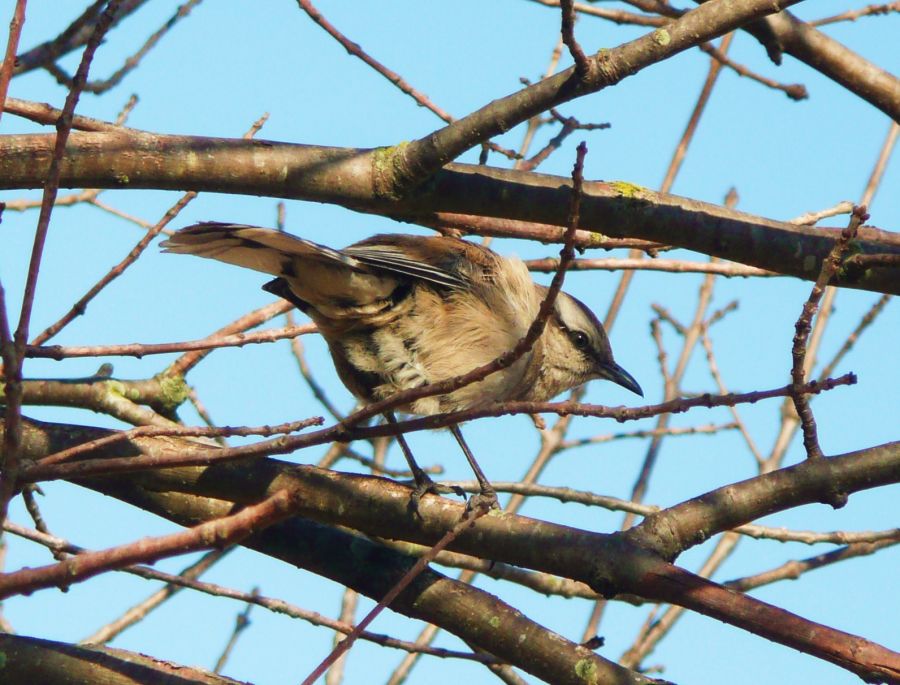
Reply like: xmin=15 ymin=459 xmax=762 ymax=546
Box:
xmin=162 ymin=222 xmax=642 ymax=510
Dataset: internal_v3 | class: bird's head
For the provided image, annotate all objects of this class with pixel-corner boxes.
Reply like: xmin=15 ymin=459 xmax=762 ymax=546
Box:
xmin=547 ymin=291 xmax=643 ymax=397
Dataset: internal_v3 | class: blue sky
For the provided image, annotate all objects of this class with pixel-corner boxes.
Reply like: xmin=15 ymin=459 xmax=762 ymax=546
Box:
xmin=2 ymin=2 xmax=898 ymax=684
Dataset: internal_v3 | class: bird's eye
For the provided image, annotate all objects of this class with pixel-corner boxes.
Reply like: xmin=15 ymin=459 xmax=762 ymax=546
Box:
xmin=571 ymin=330 xmax=590 ymax=350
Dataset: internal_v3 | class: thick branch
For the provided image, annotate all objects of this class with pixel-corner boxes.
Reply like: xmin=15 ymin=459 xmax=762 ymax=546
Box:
xmin=0 ymin=132 xmax=898 ymax=295
xmin=745 ymin=10 xmax=900 ymax=121
xmin=6 ymin=415 xmax=900 ymax=683
xmin=0 ymin=633 xmax=248 ymax=685
xmin=392 ymin=0 xmax=806 ymax=188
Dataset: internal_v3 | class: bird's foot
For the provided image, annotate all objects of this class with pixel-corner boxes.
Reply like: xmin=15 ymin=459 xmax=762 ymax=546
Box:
xmin=406 ymin=473 xmax=465 ymax=516
xmin=465 ymin=487 xmax=499 ymax=514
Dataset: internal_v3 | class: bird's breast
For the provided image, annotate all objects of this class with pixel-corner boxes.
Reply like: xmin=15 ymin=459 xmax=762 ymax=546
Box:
xmin=319 ymin=285 xmax=535 ymax=415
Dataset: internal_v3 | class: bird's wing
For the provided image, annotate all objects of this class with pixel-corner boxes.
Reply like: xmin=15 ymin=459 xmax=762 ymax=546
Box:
xmin=344 ymin=234 xmax=495 ymax=290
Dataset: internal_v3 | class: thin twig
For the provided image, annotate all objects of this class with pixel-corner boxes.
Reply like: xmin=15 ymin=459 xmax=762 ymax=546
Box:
xmin=294 ymin=0 xmax=519 ymax=160
xmin=811 ymin=1 xmax=900 ymax=26
xmin=0 ymin=0 xmax=29 ymax=124
xmin=0 ymin=490 xmax=296 ymax=600
xmin=860 ymin=121 xmax=899 ymax=207
xmin=697 ymin=41 xmax=808 ymax=100
xmin=167 ymin=301 xmax=294 ymax=377
xmin=0 ymin=0 xmax=122 ymax=538
xmin=300 ymin=507 xmax=491 ymax=685
xmin=560 ymin=0 xmax=591 ymax=78
xmin=525 ymin=257 xmax=775 ymax=277
xmin=817 ymin=294 xmax=891 ymax=382
xmin=790 ymin=207 xmax=865 ymax=460
xmin=29 ymin=191 xmax=198 ymax=347
xmin=26 ymin=321 xmax=313 ymax=360
xmin=6 ymin=521 xmax=492 ymax=662
xmin=700 ymin=329 xmax=764 ymax=465
xmin=22 ymin=374 xmax=857 ymax=484
xmin=213 ymin=587 xmax=257 ymax=673
xmin=528 ymin=0 xmax=667 ymax=27
xmin=325 ymin=589 xmax=358 ymax=685
xmin=31 ymin=113 xmax=271 ymax=348
xmin=286 ymin=311 xmax=344 ymax=421
xmin=789 ymin=201 xmax=855 ymax=226
xmin=81 ymin=549 xmax=229 ymax=645
xmin=727 ymin=539 xmax=900 ymax=591
xmin=45 ymin=0 xmax=204 ymax=94
xmin=21 ymin=486 xmax=65 ymax=561
xmin=37 ymin=416 xmax=325 ymax=468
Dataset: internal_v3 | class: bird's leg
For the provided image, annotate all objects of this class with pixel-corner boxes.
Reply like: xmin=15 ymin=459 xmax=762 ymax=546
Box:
xmin=449 ymin=424 xmax=499 ymax=511
xmin=383 ymin=412 xmax=463 ymax=513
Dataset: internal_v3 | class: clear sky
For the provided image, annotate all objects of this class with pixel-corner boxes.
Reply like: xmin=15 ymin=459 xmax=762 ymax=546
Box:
xmin=2 ymin=2 xmax=898 ymax=684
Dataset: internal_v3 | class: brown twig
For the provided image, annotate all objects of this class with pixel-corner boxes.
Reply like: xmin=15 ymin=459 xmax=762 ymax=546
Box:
xmin=662 ymin=33 xmax=732 ymax=192
xmin=817 ymin=294 xmax=891 ymax=383
xmin=811 ymin=1 xmax=900 ymax=26
xmin=726 ymin=538 xmax=900 ymax=592
xmin=650 ymin=304 xmax=686 ymax=336
xmin=26 ymin=322 xmax=314 ymax=360
xmin=12 ymin=0 xmax=142 ymax=75
xmin=1 ymin=95 xmax=127 ymax=131
xmin=560 ymin=0 xmax=591 ymax=79
xmin=697 ymin=41 xmax=808 ymax=100
xmin=525 ymin=257 xmax=775 ymax=277
xmin=701 ymin=329 xmax=764 ymax=465
xmin=408 ymin=212 xmax=665 ymax=253
xmin=300 ymin=506 xmax=491 ymax=685
xmin=860 ymin=121 xmax=899 ymax=207
xmin=517 ymin=116 xmax=580 ymax=172
xmin=844 ymin=252 xmax=900 ymax=270
xmin=286 ymin=311 xmax=344 ymax=421
xmin=528 ymin=0 xmax=667 ymax=27
xmin=4 ymin=187 xmax=102 ymax=212
xmin=650 ymin=319 xmax=674 ymax=390
xmin=45 ymin=0 xmax=204 ymax=94
xmin=81 ymin=548 xmax=229 ymax=645
xmin=213 ymin=587 xmax=256 ymax=673
xmin=294 ymin=0 xmax=519 ymax=161
xmin=37 ymin=416 xmax=325 ymax=468
xmin=21 ymin=485 xmax=65 ymax=561
xmin=6 ymin=521 xmax=492 ymax=662
xmin=325 ymin=588 xmax=358 ymax=685
xmin=29 ymin=191 xmax=197 ymax=347
xmin=0 ymin=0 xmax=29 ymax=124
xmin=0 ymin=489 xmax=296 ymax=601
xmin=21 ymin=374 xmax=857 ymax=484
xmin=790 ymin=207 xmax=865 ymax=461
xmin=31 ymin=113 xmax=270 ymax=348
xmin=512 ymin=40 xmax=565 ymax=177
xmin=583 ymin=258 xmax=720 ymax=639
xmin=621 ymin=531 xmax=742 ymax=668
xmin=789 ymin=201 xmax=855 ymax=226
xmin=167 ymin=300 xmax=294 ymax=377
xmin=0 ymin=0 xmax=121 ymax=540
xmin=558 ymin=422 xmax=735 ymax=449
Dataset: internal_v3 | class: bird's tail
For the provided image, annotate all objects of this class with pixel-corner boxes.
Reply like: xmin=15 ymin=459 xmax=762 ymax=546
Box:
xmin=161 ymin=222 xmax=361 ymax=277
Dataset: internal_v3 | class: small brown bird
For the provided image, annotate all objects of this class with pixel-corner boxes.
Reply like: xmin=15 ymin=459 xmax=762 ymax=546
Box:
xmin=162 ymin=223 xmax=642 ymax=508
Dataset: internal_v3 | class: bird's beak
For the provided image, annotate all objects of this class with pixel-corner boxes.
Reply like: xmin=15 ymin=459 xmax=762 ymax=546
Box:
xmin=597 ymin=360 xmax=643 ymax=397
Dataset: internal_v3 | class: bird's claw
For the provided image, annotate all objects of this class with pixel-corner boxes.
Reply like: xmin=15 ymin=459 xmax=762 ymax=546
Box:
xmin=406 ymin=473 xmax=462 ymax=515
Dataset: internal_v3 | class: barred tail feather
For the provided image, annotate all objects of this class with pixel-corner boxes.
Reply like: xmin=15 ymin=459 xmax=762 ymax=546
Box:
xmin=161 ymin=222 xmax=360 ymax=277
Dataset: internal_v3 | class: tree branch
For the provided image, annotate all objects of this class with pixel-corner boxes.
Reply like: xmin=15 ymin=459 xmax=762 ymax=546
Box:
xmin=1 ymin=132 xmax=898 ymax=295
xmin=6 ymin=414 xmax=900 ymax=682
